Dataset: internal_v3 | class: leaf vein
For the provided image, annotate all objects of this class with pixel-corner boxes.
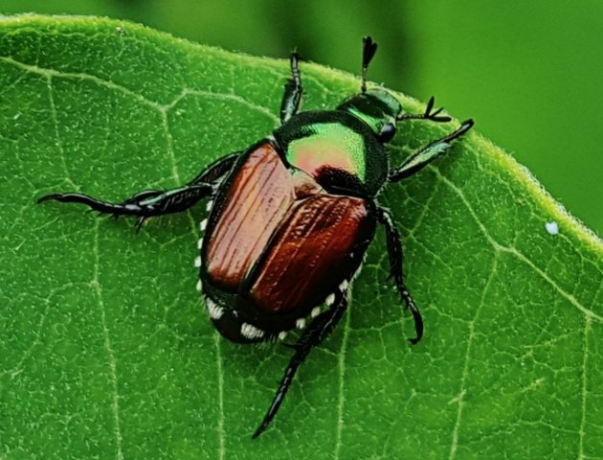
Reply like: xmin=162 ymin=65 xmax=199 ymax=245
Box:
xmin=448 ymin=256 xmax=498 ymax=460
xmin=92 ymin=220 xmax=124 ymax=460
xmin=46 ymin=74 xmax=77 ymax=190
xmin=0 ymin=56 xmax=279 ymax=125
xmin=0 ymin=297 xmax=51 ymax=379
xmin=434 ymin=170 xmax=603 ymax=323
xmin=334 ymin=299 xmax=352 ymax=460
xmin=578 ymin=316 xmax=592 ymax=460
xmin=160 ymin=112 xmax=226 ymax=459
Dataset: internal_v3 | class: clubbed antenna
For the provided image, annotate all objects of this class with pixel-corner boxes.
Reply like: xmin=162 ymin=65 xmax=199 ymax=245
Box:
xmin=361 ymin=36 xmax=378 ymax=93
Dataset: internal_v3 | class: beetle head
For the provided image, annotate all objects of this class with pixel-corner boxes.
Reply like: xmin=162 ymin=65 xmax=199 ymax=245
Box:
xmin=337 ymin=88 xmax=402 ymax=143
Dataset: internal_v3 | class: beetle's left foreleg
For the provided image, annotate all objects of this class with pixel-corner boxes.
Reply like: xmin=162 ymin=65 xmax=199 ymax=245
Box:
xmin=376 ymin=207 xmax=423 ymax=344
xmin=280 ymin=52 xmax=303 ymax=124
xmin=252 ymin=292 xmax=348 ymax=439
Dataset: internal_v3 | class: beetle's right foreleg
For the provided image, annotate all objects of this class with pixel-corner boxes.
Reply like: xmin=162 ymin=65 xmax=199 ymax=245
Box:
xmin=397 ymin=96 xmax=452 ymax=123
xmin=280 ymin=52 xmax=303 ymax=124
xmin=388 ymin=119 xmax=474 ymax=182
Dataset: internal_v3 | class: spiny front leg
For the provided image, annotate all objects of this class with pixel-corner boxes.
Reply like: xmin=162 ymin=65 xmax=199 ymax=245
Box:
xmin=388 ymin=119 xmax=474 ymax=182
xmin=252 ymin=292 xmax=348 ymax=439
xmin=397 ymin=96 xmax=452 ymax=123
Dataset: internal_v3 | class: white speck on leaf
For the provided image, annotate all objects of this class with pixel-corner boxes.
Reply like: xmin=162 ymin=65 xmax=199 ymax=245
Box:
xmin=545 ymin=221 xmax=559 ymax=235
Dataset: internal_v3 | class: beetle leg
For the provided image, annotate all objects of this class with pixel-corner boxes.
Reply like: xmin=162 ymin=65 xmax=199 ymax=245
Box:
xmin=280 ymin=52 xmax=303 ymax=124
xmin=397 ymin=96 xmax=452 ymax=123
xmin=37 ymin=153 xmax=240 ymax=225
xmin=376 ymin=207 xmax=423 ymax=344
xmin=388 ymin=119 xmax=474 ymax=182
xmin=186 ymin=152 xmax=239 ymax=186
xmin=252 ymin=292 xmax=348 ymax=439
xmin=38 ymin=183 xmax=213 ymax=218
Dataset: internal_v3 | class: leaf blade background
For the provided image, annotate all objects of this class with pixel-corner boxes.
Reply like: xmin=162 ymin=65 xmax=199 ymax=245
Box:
xmin=1 ymin=16 xmax=602 ymax=460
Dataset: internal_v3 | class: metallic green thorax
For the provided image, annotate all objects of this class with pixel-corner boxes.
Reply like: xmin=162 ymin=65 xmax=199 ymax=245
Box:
xmin=273 ymin=88 xmax=403 ymax=198
xmin=273 ymin=110 xmax=389 ymax=197
xmin=287 ymin=123 xmax=367 ymax=181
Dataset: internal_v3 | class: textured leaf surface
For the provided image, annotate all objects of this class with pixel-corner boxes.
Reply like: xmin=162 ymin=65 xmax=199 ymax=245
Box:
xmin=1 ymin=15 xmax=602 ymax=459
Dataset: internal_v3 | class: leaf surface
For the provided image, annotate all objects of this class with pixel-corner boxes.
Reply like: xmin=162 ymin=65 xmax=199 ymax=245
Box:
xmin=1 ymin=15 xmax=601 ymax=460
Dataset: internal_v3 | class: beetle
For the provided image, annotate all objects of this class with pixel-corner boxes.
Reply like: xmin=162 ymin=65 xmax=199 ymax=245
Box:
xmin=38 ymin=37 xmax=473 ymax=438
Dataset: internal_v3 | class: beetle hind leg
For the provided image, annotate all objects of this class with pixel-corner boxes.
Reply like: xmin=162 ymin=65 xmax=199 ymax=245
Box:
xmin=377 ymin=207 xmax=423 ymax=344
xmin=38 ymin=183 xmax=213 ymax=221
xmin=252 ymin=292 xmax=348 ymax=439
xmin=37 ymin=153 xmax=240 ymax=228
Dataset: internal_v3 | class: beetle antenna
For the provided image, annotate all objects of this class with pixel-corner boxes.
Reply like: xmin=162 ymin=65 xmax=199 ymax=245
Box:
xmin=361 ymin=36 xmax=378 ymax=93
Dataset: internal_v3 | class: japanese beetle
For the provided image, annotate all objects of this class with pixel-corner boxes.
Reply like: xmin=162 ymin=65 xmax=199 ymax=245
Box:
xmin=38 ymin=37 xmax=473 ymax=438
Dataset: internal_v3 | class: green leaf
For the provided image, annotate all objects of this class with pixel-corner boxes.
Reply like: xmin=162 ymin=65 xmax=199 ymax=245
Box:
xmin=1 ymin=15 xmax=601 ymax=459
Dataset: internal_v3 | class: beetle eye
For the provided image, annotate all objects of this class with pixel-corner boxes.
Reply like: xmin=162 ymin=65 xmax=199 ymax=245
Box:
xmin=379 ymin=123 xmax=396 ymax=143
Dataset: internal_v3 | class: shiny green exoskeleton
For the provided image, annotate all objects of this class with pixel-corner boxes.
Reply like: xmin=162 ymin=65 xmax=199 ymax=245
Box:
xmin=275 ymin=90 xmax=395 ymax=197
xmin=37 ymin=37 xmax=473 ymax=438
